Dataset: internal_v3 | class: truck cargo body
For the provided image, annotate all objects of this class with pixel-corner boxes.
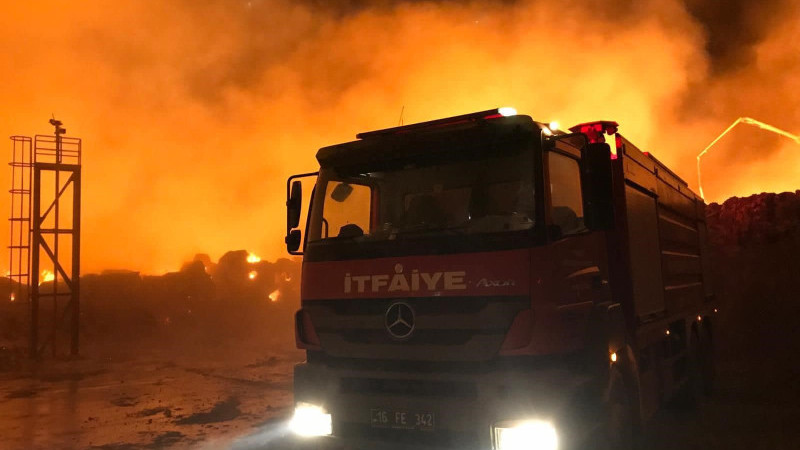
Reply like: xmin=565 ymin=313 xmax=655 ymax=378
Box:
xmin=285 ymin=111 xmax=715 ymax=449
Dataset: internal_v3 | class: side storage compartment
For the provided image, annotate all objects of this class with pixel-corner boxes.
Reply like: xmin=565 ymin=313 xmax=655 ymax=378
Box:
xmin=624 ymin=185 xmax=665 ymax=319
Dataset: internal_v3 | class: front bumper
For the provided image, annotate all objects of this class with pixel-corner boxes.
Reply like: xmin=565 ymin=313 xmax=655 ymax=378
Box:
xmin=291 ymin=360 xmax=600 ymax=450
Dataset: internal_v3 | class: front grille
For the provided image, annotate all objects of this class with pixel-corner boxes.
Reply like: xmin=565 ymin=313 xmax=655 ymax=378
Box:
xmin=340 ymin=377 xmax=478 ymax=399
xmin=337 ymin=422 xmax=481 ymax=449
xmin=334 ymin=329 xmax=498 ymax=346
xmin=304 ymin=296 xmax=528 ymax=361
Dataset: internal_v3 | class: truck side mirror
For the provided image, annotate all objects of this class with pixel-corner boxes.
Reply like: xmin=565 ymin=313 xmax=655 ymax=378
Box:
xmin=285 ymin=229 xmax=302 ymax=253
xmin=288 ymin=180 xmax=303 ymax=229
xmin=581 ymin=143 xmax=615 ymax=230
xmin=285 ymin=172 xmax=318 ymax=256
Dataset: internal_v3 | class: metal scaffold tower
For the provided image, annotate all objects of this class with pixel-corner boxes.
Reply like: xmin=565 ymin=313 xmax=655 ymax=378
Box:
xmin=8 ymin=119 xmax=82 ymax=359
xmin=8 ymin=137 xmax=33 ymax=303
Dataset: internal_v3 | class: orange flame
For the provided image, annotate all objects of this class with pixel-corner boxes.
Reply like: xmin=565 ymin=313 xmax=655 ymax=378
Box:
xmin=268 ymin=289 xmax=280 ymax=302
xmin=41 ymin=270 xmax=55 ymax=284
xmin=248 ymin=270 xmax=257 ymax=280
xmin=247 ymin=252 xmax=261 ymax=264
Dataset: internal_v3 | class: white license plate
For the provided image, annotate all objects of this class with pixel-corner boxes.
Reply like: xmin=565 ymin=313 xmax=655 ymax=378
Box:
xmin=370 ymin=408 xmax=435 ymax=431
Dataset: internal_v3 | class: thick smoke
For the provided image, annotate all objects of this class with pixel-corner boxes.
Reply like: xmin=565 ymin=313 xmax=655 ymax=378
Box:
xmin=1 ymin=0 xmax=797 ymax=273
xmin=684 ymin=0 xmax=793 ymax=73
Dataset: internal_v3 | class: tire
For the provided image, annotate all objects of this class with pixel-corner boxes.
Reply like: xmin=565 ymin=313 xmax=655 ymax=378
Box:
xmin=697 ymin=322 xmax=715 ymax=396
xmin=673 ymin=329 xmax=702 ymax=410
xmin=673 ymin=324 xmax=715 ymax=409
xmin=597 ymin=359 xmax=639 ymax=450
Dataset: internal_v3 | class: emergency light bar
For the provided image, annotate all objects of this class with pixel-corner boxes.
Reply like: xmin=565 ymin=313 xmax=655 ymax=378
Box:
xmin=356 ymin=107 xmax=518 ymax=140
xmin=568 ymin=121 xmax=619 ymax=144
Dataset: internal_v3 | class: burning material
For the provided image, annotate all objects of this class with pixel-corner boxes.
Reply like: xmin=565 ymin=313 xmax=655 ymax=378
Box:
xmin=248 ymin=270 xmax=257 ymax=280
xmin=268 ymin=289 xmax=280 ymax=302
xmin=9 ymin=293 xmax=15 ymax=302
xmin=40 ymin=270 xmax=55 ymax=284
xmin=247 ymin=253 xmax=261 ymax=264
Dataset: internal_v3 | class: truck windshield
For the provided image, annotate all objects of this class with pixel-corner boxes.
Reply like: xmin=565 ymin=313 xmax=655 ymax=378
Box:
xmin=307 ymin=146 xmax=534 ymax=243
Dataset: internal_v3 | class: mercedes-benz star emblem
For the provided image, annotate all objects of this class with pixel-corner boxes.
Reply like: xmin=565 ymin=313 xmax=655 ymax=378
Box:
xmin=385 ymin=302 xmax=415 ymax=340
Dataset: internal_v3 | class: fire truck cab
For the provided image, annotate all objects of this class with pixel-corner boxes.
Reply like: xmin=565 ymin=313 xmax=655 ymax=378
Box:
xmin=284 ymin=109 xmax=716 ymax=450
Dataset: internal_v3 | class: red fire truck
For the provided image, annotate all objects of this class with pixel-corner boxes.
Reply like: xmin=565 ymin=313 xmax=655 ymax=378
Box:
xmin=284 ymin=108 xmax=716 ymax=450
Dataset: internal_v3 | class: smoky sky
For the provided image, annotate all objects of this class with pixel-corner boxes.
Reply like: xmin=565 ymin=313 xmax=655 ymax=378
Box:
xmin=1 ymin=0 xmax=798 ymax=273
xmin=311 ymin=0 xmax=792 ymax=73
xmin=684 ymin=0 xmax=793 ymax=73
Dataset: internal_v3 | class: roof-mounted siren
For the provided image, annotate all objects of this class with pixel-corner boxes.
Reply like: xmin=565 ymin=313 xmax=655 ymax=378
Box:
xmin=569 ymin=121 xmax=620 ymax=158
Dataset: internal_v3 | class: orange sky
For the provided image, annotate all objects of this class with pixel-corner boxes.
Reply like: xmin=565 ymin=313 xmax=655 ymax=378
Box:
xmin=1 ymin=1 xmax=798 ymax=273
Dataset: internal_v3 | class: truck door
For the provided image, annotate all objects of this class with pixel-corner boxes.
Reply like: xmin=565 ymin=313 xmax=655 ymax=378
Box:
xmin=535 ymin=140 xmax=610 ymax=353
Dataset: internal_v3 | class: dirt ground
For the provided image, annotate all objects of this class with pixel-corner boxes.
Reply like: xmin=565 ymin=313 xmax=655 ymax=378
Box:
xmin=0 ymin=336 xmax=304 ymax=450
xmin=2 ymin=328 xmax=799 ymax=450
xmin=643 ymin=360 xmax=800 ymax=450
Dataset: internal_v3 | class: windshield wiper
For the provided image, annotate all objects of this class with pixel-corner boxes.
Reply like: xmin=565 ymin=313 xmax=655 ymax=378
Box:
xmin=393 ymin=224 xmax=469 ymax=238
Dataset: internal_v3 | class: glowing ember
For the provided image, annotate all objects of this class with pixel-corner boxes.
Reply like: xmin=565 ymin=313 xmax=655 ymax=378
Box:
xmin=247 ymin=252 xmax=261 ymax=264
xmin=269 ymin=289 xmax=280 ymax=302
xmin=41 ymin=270 xmax=55 ymax=284
xmin=248 ymin=270 xmax=258 ymax=280
xmin=9 ymin=293 xmax=15 ymax=302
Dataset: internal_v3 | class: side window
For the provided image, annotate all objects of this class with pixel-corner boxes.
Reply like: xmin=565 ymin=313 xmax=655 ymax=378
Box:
xmin=323 ymin=182 xmax=372 ymax=238
xmin=548 ymin=152 xmax=586 ymax=236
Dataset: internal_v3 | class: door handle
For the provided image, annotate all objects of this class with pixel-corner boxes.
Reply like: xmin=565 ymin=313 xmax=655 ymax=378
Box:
xmin=592 ymin=275 xmax=608 ymax=289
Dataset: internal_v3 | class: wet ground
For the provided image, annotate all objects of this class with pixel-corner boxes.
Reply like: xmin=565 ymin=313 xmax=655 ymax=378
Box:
xmin=0 ymin=345 xmax=303 ymax=450
xmin=2 ymin=343 xmax=798 ymax=449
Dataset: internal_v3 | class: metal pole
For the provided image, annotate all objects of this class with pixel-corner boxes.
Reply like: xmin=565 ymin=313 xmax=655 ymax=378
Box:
xmin=30 ymin=166 xmax=41 ymax=359
xmin=9 ymin=140 xmax=17 ymax=290
xmin=26 ymin=139 xmax=32 ymax=298
xmin=53 ymin=132 xmax=60 ymax=357
xmin=71 ymin=169 xmax=81 ymax=356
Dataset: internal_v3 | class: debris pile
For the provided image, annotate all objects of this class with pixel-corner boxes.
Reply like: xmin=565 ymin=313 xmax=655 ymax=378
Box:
xmin=0 ymin=252 xmax=301 ymax=358
xmin=707 ymin=190 xmax=800 ymax=252
xmin=705 ymin=190 xmax=800 ymax=394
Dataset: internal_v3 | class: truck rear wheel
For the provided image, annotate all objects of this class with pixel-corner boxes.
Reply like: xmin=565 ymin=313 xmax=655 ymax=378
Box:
xmin=673 ymin=323 xmax=715 ymax=409
xmin=697 ymin=321 xmax=715 ymax=396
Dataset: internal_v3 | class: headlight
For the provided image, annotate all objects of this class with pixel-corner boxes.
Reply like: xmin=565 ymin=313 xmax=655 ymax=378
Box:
xmin=493 ymin=419 xmax=558 ymax=450
xmin=289 ymin=402 xmax=332 ymax=437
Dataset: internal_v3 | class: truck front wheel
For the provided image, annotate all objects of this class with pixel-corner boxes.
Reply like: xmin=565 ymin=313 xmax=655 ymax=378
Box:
xmin=592 ymin=344 xmax=642 ymax=450
xmin=600 ymin=365 xmax=637 ymax=450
